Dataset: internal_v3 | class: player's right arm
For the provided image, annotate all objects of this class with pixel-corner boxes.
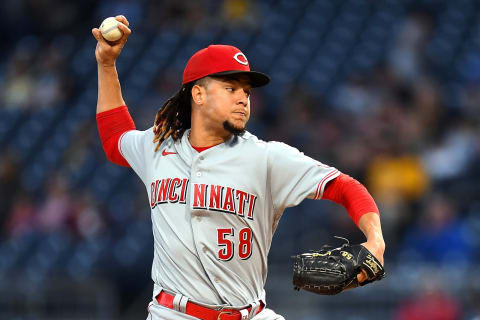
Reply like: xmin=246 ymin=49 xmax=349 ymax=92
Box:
xmin=93 ymin=15 xmax=135 ymax=167
xmin=92 ymin=15 xmax=131 ymax=113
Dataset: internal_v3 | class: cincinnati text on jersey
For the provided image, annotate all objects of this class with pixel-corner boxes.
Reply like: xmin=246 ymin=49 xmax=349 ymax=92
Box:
xmin=150 ymin=178 xmax=258 ymax=220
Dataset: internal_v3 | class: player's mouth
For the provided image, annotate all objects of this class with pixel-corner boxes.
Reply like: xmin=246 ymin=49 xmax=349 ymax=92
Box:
xmin=233 ymin=111 xmax=247 ymax=118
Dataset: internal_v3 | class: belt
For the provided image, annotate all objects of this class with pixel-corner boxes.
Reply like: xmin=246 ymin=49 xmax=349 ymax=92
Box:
xmin=155 ymin=291 xmax=264 ymax=320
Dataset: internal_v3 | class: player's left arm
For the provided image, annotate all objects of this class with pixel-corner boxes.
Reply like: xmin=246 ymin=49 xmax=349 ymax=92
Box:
xmin=265 ymin=142 xmax=385 ymax=268
xmin=357 ymin=212 xmax=385 ymax=281
xmin=322 ymin=173 xmax=385 ymax=282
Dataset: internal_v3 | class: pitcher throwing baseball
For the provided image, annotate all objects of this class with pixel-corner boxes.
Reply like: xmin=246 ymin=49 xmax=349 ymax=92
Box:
xmin=92 ymin=16 xmax=386 ymax=320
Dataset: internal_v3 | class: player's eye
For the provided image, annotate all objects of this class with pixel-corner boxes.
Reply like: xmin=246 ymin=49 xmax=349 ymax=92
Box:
xmin=244 ymin=90 xmax=251 ymax=98
xmin=226 ymin=87 xmax=234 ymax=92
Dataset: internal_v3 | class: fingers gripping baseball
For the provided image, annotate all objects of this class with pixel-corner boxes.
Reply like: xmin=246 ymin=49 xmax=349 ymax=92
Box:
xmin=92 ymin=15 xmax=131 ymax=67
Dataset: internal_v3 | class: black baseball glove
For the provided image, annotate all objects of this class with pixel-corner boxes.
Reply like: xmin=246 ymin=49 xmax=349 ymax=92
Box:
xmin=292 ymin=238 xmax=385 ymax=295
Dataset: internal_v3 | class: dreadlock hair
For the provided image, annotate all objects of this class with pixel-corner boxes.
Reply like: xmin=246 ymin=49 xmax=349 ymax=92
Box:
xmin=152 ymin=82 xmax=195 ymax=152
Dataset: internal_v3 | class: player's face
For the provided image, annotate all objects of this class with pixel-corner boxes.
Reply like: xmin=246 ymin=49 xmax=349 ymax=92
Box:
xmin=202 ymin=75 xmax=252 ymax=135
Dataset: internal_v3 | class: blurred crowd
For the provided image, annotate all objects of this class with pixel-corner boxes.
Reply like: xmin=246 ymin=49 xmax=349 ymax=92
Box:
xmin=1 ymin=0 xmax=480 ymax=319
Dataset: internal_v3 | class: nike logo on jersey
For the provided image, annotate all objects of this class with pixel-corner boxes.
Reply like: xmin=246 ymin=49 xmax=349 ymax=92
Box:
xmin=162 ymin=148 xmax=177 ymax=156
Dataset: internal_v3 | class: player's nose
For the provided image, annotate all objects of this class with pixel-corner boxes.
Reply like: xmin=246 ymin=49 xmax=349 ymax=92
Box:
xmin=236 ymin=91 xmax=249 ymax=107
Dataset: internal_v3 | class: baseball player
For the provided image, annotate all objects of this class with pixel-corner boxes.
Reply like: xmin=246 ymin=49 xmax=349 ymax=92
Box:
xmin=92 ymin=16 xmax=385 ymax=320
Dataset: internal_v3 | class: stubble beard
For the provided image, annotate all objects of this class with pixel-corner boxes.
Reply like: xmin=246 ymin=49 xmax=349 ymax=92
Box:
xmin=223 ymin=120 xmax=246 ymax=137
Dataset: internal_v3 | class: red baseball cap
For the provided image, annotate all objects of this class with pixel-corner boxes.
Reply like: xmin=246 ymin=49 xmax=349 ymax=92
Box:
xmin=182 ymin=44 xmax=270 ymax=87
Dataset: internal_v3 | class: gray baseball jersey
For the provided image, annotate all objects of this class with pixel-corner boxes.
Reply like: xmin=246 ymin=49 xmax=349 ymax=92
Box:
xmin=119 ymin=128 xmax=340 ymax=308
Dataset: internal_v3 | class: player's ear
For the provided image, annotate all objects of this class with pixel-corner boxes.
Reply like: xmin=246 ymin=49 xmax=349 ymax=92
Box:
xmin=191 ymin=84 xmax=206 ymax=106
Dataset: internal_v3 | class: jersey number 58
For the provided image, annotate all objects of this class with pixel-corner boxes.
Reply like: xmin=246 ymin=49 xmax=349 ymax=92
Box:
xmin=217 ymin=227 xmax=252 ymax=261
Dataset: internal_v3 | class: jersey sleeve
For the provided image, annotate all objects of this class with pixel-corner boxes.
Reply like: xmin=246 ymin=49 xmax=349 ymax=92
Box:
xmin=119 ymin=127 xmax=154 ymax=183
xmin=267 ymin=141 xmax=340 ymax=210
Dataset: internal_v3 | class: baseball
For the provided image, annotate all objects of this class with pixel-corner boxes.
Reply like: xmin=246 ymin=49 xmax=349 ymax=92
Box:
xmin=99 ymin=17 xmax=124 ymax=42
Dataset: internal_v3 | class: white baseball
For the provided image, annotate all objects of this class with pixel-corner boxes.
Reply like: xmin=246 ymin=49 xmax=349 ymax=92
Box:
xmin=99 ymin=17 xmax=125 ymax=42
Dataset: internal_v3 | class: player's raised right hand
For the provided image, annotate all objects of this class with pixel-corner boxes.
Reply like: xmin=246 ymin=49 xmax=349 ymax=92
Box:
xmin=92 ymin=15 xmax=131 ymax=67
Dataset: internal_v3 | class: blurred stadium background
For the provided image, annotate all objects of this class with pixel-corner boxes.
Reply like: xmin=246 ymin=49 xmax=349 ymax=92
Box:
xmin=1 ymin=0 xmax=480 ymax=319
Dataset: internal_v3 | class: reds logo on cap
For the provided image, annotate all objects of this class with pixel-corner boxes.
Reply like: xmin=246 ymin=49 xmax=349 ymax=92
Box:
xmin=182 ymin=44 xmax=270 ymax=88
xmin=233 ymin=53 xmax=249 ymax=65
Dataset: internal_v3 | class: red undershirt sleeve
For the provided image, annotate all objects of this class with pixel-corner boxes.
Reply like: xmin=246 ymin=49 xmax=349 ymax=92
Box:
xmin=322 ymin=173 xmax=379 ymax=226
xmin=96 ymin=105 xmax=136 ymax=167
